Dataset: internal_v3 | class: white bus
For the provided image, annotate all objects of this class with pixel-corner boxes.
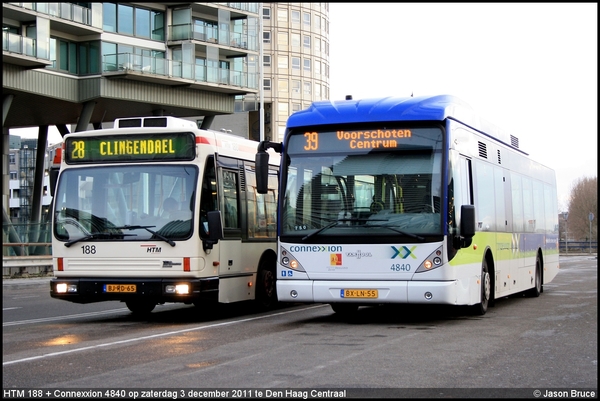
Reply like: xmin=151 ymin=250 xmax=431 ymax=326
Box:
xmin=50 ymin=116 xmax=280 ymax=314
xmin=256 ymin=95 xmax=559 ymax=315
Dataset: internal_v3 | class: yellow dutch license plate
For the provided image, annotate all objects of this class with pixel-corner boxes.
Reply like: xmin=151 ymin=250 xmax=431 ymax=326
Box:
xmin=105 ymin=284 xmax=136 ymax=293
xmin=342 ymin=289 xmax=378 ymax=299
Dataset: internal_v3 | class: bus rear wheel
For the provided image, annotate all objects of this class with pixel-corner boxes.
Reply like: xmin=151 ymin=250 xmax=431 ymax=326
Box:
xmin=471 ymin=259 xmax=490 ymax=315
xmin=256 ymin=266 xmax=277 ymax=309
xmin=125 ymin=300 xmax=156 ymax=315
xmin=526 ymin=255 xmax=542 ymax=297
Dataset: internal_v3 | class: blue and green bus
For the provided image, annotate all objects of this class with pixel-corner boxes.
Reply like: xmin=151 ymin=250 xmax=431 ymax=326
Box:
xmin=255 ymin=94 xmax=559 ymax=315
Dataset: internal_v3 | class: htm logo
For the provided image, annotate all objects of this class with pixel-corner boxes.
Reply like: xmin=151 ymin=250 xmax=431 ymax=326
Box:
xmin=4 ymin=390 xmax=25 ymax=398
xmin=391 ymin=246 xmax=417 ymax=259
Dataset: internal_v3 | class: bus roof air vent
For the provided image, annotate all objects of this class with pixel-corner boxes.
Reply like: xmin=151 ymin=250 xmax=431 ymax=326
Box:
xmin=115 ymin=116 xmax=197 ymax=129
xmin=478 ymin=141 xmax=488 ymax=159
xmin=510 ymin=135 xmax=519 ymax=148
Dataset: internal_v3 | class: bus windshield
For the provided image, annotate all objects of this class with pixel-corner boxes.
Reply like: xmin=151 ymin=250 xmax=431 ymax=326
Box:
xmin=281 ymin=127 xmax=444 ymax=239
xmin=54 ymin=164 xmax=198 ymax=243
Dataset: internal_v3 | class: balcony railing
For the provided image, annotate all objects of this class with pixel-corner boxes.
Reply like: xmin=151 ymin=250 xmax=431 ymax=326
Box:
xmin=168 ymin=23 xmax=257 ymax=52
xmin=103 ymin=53 xmax=258 ymax=90
xmin=2 ymin=31 xmax=37 ymax=58
xmin=8 ymin=2 xmax=92 ymax=25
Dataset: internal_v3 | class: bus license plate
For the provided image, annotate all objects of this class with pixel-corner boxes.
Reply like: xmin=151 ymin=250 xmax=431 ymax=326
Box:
xmin=341 ymin=289 xmax=378 ymax=299
xmin=104 ymin=284 xmax=136 ymax=293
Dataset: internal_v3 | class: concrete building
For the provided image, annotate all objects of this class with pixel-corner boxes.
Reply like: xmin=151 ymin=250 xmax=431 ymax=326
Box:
xmin=2 ymin=2 xmax=330 ymax=252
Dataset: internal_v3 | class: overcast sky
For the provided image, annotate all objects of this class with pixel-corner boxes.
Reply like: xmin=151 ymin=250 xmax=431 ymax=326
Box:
xmin=329 ymin=2 xmax=597 ymax=211
xmin=12 ymin=3 xmax=596 ymax=211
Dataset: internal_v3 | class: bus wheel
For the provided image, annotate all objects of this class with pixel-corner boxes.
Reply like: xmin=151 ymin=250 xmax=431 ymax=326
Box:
xmin=256 ymin=266 xmax=277 ymax=309
xmin=125 ymin=300 xmax=156 ymax=315
xmin=471 ymin=259 xmax=490 ymax=315
xmin=526 ymin=255 xmax=542 ymax=297
xmin=330 ymin=303 xmax=359 ymax=315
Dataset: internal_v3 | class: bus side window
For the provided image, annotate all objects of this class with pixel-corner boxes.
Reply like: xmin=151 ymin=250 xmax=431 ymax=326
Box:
xmin=222 ymin=170 xmax=239 ymax=229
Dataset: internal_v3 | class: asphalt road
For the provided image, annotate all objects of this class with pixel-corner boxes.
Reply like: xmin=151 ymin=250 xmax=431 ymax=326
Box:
xmin=2 ymin=255 xmax=597 ymax=399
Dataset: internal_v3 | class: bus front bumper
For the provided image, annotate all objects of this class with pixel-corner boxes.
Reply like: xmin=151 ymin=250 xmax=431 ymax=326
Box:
xmin=276 ymin=280 xmax=460 ymax=305
xmin=49 ymin=277 xmax=219 ymax=304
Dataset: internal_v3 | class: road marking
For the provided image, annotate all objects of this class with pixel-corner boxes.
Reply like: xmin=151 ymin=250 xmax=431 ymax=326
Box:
xmin=3 ymin=308 xmax=130 ymax=327
xmin=2 ymin=305 xmax=326 ymax=366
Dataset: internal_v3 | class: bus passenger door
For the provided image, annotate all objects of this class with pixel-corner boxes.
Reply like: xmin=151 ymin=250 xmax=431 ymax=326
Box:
xmin=495 ymin=166 xmax=513 ymax=296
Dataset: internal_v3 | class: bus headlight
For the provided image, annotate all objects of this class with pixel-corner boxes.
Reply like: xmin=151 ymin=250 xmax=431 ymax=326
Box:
xmin=165 ymin=284 xmax=190 ymax=294
xmin=56 ymin=283 xmax=77 ymax=293
xmin=415 ymin=246 xmax=444 ymax=273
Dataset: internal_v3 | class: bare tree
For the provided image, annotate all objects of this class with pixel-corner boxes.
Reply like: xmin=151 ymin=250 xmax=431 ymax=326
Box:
xmin=566 ymin=176 xmax=597 ymax=241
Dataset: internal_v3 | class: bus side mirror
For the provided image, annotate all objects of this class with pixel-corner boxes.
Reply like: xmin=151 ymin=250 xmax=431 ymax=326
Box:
xmin=203 ymin=210 xmax=223 ymax=252
xmin=459 ymin=205 xmax=476 ymax=248
xmin=49 ymin=167 xmax=59 ymax=197
xmin=255 ymin=150 xmax=269 ymax=194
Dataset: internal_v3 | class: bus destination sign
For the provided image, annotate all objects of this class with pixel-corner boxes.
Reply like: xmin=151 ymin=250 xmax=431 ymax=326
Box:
xmin=65 ymin=132 xmax=196 ymax=163
xmin=294 ymin=129 xmax=413 ymax=153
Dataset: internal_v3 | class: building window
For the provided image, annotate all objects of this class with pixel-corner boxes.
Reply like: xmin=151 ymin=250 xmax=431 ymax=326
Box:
xmin=277 ymin=32 xmax=288 ymax=47
xmin=303 ymin=35 xmax=311 ymax=49
xmin=277 ymin=9 xmax=287 ymax=22
xmin=117 ymin=4 xmax=134 ymax=35
xmin=263 ymin=55 xmax=271 ymax=67
xmin=278 ymin=55 xmax=288 ymax=69
xmin=263 ymin=78 xmax=271 ymax=91
xmin=315 ymin=60 xmax=321 ymax=75
xmin=263 ymin=7 xmax=271 ymax=19
xmin=291 ymin=57 xmax=300 ymax=70
xmin=135 ymin=7 xmax=150 ymax=38
xmin=304 ymin=81 xmax=311 ymax=96
xmin=291 ymin=10 xmax=300 ymax=23
xmin=9 ymin=154 xmax=16 ymax=164
xmin=48 ymin=37 xmax=100 ymax=75
xmin=278 ymin=79 xmax=288 ymax=94
xmin=303 ymin=12 xmax=311 ymax=26
xmin=103 ymin=3 xmax=163 ymax=40
xmin=291 ymin=32 xmax=301 ymax=48
xmin=303 ymin=58 xmax=311 ymax=72
xmin=263 ymin=31 xmax=271 ymax=43
xmin=103 ymin=3 xmax=116 ymax=31
xmin=278 ymin=102 xmax=289 ymax=119
xmin=292 ymin=103 xmax=302 ymax=113
xmin=292 ymin=80 xmax=301 ymax=93
xmin=10 ymin=171 xmax=18 ymax=180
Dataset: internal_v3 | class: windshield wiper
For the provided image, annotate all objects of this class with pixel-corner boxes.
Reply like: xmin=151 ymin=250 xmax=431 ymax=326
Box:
xmin=112 ymin=225 xmax=176 ymax=247
xmin=64 ymin=232 xmax=136 ymax=247
xmin=302 ymin=221 xmax=339 ymax=241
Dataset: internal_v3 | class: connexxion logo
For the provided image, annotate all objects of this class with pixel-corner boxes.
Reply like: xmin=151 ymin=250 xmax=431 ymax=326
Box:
xmin=391 ymin=246 xmax=417 ymax=259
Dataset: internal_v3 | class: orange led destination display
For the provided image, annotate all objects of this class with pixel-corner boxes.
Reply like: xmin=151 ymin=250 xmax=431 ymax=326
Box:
xmin=295 ymin=129 xmax=413 ymax=153
xmin=65 ymin=132 xmax=195 ymax=163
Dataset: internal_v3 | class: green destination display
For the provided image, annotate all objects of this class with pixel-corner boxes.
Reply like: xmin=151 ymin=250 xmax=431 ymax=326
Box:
xmin=65 ymin=132 xmax=196 ymax=163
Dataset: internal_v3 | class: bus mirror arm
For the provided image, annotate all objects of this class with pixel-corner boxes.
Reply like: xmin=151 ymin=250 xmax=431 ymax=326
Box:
xmin=203 ymin=211 xmax=224 ymax=253
xmin=256 ymin=141 xmax=282 ymax=194
xmin=456 ymin=205 xmax=476 ymax=248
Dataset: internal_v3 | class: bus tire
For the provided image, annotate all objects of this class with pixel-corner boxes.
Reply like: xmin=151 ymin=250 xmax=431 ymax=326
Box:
xmin=330 ymin=303 xmax=359 ymax=315
xmin=125 ymin=300 xmax=156 ymax=315
xmin=471 ymin=259 xmax=490 ymax=315
xmin=526 ymin=255 xmax=542 ymax=298
xmin=256 ymin=265 xmax=277 ymax=309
